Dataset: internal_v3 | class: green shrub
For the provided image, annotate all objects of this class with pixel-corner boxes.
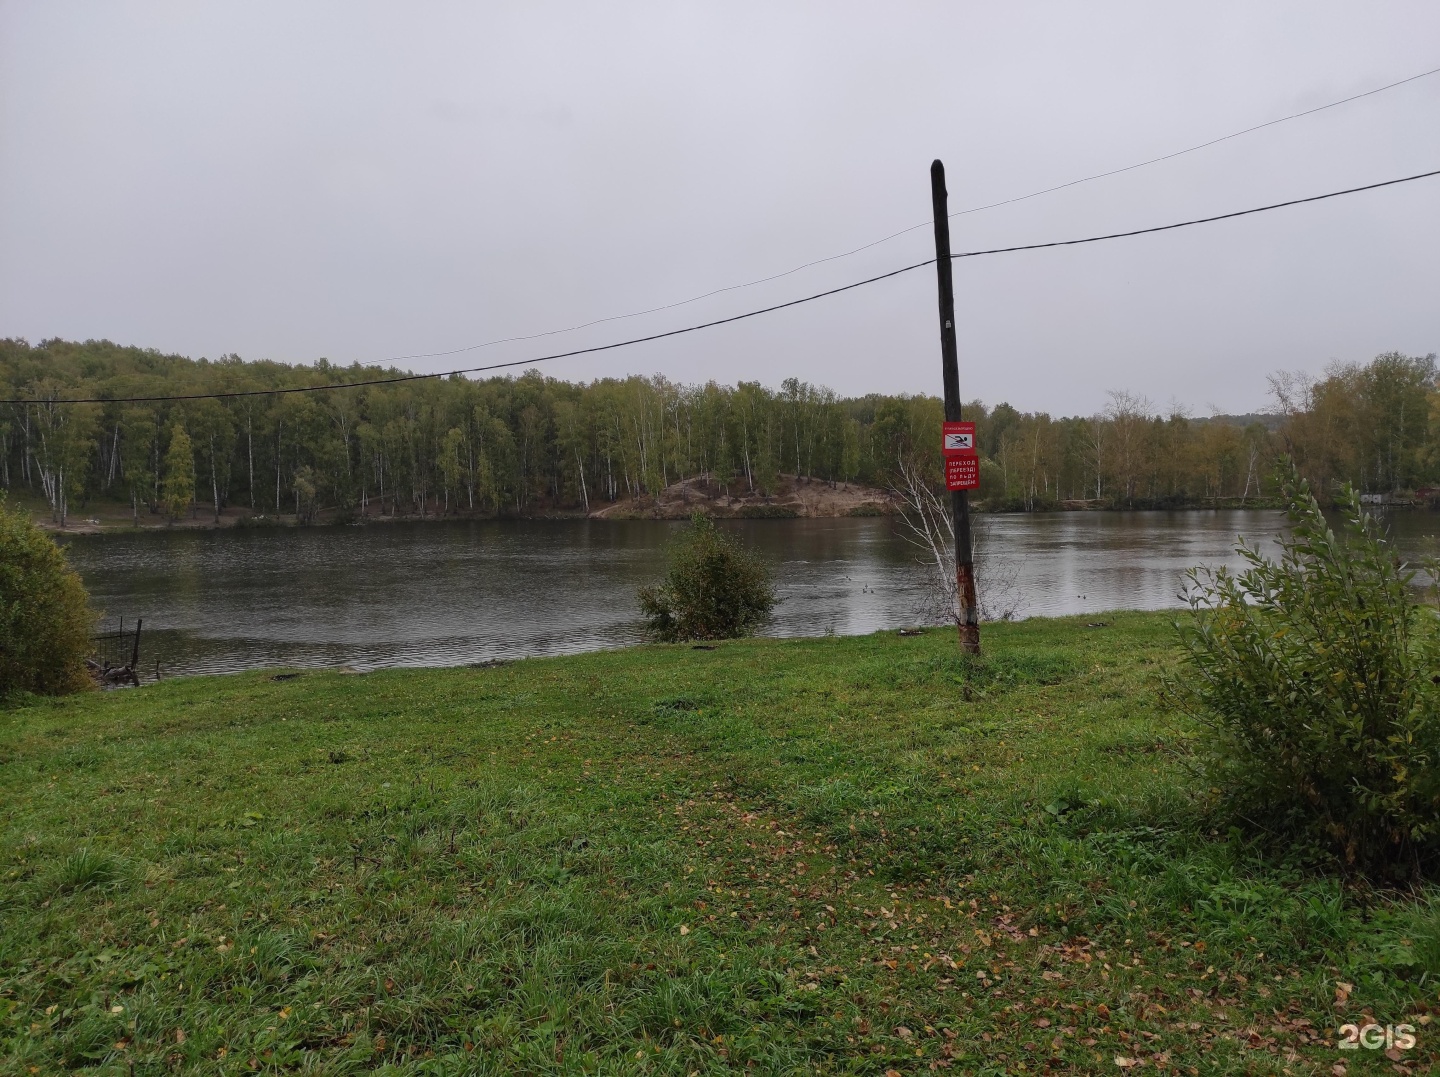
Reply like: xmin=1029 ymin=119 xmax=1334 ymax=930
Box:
xmin=0 ymin=497 xmax=94 ymax=696
xmin=638 ymin=513 xmax=775 ymax=642
xmin=1169 ymin=461 xmax=1440 ymax=871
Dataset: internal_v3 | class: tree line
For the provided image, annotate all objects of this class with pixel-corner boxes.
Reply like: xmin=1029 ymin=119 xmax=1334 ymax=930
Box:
xmin=1 ymin=337 xmax=1433 ymax=524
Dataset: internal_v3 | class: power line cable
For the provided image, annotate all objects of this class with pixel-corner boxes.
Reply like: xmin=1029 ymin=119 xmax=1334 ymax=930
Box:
xmin=374 ymin=63 xmax=1440 ymax=368
xmin=950 ymin=63 xmax=1440 ymax=219
xmin=11 ymin=166 xmax=1439 ymax=407
xmin=15 ymin=261 xmax=937 ymax=405
xmin=948 ymin=166 xmax=1440 ymax=256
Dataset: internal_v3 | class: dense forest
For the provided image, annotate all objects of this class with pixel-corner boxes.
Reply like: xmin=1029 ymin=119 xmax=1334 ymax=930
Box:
xmin=1 ymin=338 xmax=1434 ymax=525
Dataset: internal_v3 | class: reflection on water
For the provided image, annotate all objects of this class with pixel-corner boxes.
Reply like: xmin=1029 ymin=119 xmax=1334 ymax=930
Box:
xmin=58 ymin=510 xmax=1439 ymax=677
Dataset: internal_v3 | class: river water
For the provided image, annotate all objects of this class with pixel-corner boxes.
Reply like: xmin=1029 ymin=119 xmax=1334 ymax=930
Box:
xmin=57 ymin=511 xmax=1440 ymax=677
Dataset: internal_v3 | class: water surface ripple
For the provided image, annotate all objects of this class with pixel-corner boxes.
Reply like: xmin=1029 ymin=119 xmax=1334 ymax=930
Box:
xmin=59 ymin=511 xmax=1436 ymax=677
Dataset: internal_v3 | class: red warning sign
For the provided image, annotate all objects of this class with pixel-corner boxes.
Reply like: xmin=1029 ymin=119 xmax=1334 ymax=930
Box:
xmin=945 ymin=455 xmax=980 ymax=491
xmin=942 ymin=421 xmax=976 ymax=456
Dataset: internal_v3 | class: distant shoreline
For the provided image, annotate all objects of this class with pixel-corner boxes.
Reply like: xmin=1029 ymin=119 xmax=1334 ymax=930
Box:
xmin=25 ymin=492 xmax=1317 ymax=537
xmin=31 ymin=469 xmax=1427 ymax=538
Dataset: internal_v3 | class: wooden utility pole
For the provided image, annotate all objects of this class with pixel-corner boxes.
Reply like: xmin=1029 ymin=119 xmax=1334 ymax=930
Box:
xmin=930 ymin=159 xmax=980 ymax=654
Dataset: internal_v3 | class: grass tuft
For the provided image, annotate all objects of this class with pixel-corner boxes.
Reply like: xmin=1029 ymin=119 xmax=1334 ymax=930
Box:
xmin=49 ymin=847 xmax=130 ymax=895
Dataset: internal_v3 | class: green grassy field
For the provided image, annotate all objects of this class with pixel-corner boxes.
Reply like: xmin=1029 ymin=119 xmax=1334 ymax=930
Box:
xmin=2 ymin=614 xmax=1437 ymax=1074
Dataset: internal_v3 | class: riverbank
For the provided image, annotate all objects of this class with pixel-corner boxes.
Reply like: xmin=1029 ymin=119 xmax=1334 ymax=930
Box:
xmin=14 ymin=474 xmax=896 ymax=534
xmin=16 ymin=482 xmax=1311 ymax=535
xmin=3 ymin=613 xmax=1433 ymax=1072
xmin=589 ymin=474 xmax=895 ymax=520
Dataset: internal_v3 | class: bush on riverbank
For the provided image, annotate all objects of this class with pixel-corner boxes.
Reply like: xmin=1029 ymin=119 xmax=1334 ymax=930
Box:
xmin=1172 ymin=461 xmax=1440 ymax=872
xmin=0 ymin=497 xmax=94 ymax=696
xmin=638 ymin=513 xmax=775 ymax=642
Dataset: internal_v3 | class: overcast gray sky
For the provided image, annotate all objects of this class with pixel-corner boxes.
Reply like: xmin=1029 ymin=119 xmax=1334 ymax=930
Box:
xmin=2 ymin=2 xmax=1437 ymax=415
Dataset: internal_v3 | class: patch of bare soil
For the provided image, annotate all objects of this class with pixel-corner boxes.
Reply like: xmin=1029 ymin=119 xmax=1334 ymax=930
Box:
xmin=588 ymin=474 xmax=895 ymax=520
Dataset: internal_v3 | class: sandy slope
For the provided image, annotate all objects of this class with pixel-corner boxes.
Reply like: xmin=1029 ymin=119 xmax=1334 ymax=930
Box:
xmin=587 ymin=473 xmax=894 ymax=519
